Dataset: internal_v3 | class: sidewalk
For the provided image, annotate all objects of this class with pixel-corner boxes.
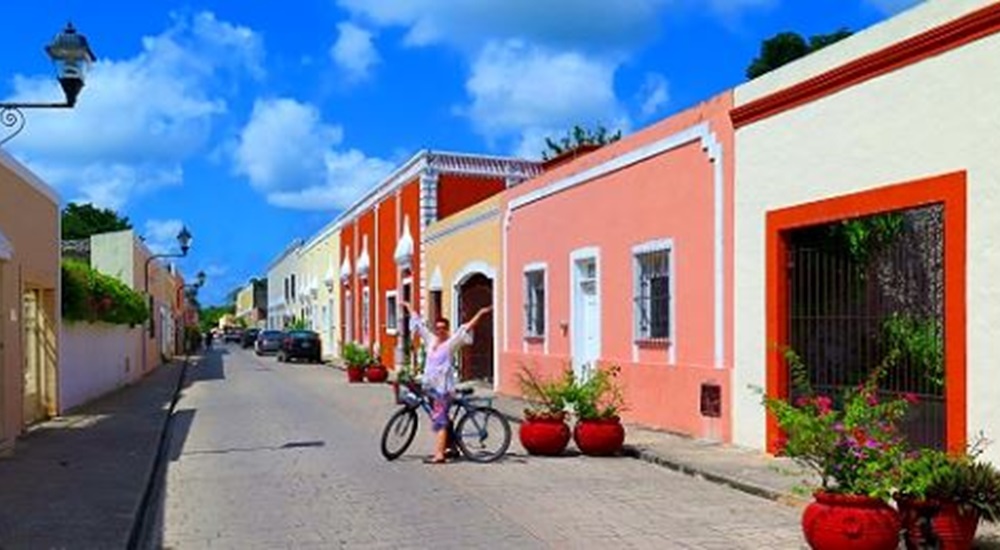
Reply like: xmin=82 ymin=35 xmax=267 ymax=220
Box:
xmin=484 ymin=388 xmax=813 ymax=507
xmin=0 ymin=359 xmax=188 ymax=550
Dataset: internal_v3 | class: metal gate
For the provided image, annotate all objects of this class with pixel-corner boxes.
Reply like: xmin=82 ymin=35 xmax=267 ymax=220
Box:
xmin=786 ymin=204 xmax=945 ymax=449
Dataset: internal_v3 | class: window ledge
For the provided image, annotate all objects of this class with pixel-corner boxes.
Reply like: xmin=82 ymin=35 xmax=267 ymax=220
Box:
xmin=635 ymin=338 xmax=671 ymax=349
xmin=523 ymin=335 xmax=545 ymax=343
xmin=386 ymin=328 xmax=398 ymax=336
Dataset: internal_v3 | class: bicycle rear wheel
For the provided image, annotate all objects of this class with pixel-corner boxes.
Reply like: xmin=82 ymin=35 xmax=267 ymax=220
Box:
xmin=454 ymin=406 xmax=511 ymax=463
xmin=380 ymin=406 xmax=418 ymax=461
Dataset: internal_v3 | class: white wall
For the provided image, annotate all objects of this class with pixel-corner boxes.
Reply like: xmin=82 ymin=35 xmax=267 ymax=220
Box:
xmin=732 ymin=0 xmax=1000 ymax=464
xmin=59 ymin=322 xmax=142 ymax=413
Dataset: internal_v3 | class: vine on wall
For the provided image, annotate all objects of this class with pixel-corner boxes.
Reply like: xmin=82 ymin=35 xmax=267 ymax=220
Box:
xmin=62 ymin=259 xmax=149 ymax=326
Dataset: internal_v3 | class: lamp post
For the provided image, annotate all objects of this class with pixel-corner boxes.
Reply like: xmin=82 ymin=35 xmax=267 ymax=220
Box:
xmin=0 ymin=22 xmax=96 ymax=146
xmin=144 ymin=226 xmax=193 ymax=338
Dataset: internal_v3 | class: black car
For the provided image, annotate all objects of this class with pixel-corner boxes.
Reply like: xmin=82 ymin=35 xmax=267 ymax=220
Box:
xmin=240 ymin=328 xmax=260 ymax=348
xmin=277 ymin=330 xmax=322 ymax=363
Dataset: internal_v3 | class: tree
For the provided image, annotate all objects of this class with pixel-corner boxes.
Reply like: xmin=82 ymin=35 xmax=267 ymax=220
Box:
xmin=61 ymin=202 xmax=132 ymax=240
xmin=542 ymin=124 xmax=622 ymax=161
xmin=199 ymin=305 xmax=235 ymax=333
xmin=746 ymin=28 xmax=853 ymax=80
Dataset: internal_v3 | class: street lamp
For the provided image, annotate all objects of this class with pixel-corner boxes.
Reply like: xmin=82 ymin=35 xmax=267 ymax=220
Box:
xmin=0 ymin=22 xmax=96 ymax=146
xmin=145 ymin=226 xmax=194 ymax=338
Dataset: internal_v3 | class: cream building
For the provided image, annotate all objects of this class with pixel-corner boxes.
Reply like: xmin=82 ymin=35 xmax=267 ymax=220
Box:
xmin=298 ymin=221 xmax=340 ymax=359
xmin=731 ymin=0 xmax=1000 ymax=463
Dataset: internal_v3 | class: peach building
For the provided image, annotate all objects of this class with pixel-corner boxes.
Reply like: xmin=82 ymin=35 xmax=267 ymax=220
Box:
xmin=731 ymin=0 xmax=1000 ymax=464
xmin=0 ymin=150 xmax=60 ymax=453
xmin=501 ymin=93 xmax=735 ymax=442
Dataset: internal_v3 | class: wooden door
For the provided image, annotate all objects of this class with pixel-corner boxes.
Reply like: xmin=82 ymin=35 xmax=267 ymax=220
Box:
xmin=458 ymin=274 xmax=493 ymax=382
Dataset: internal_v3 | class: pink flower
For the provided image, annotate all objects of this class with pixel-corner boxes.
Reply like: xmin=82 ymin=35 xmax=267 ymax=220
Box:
xmin=815 ymin=396 xmax=833 ymax=415
xmin=903 ymin=393 xmax=919 ymax=404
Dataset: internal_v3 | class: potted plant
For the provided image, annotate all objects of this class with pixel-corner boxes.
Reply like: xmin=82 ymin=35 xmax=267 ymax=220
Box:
xmin=365 ymin=344 xmax=389 ymax=383
xmin=517 ymin=365 xmax=574 ymax=456
xmin=897 ymin=442 xmax=1000 ymax=550
xmin=758 ymin=351 xmax=911 ymax=550
xmin=341 ymin=342 xmax=368 ymax=383
xmin=568 ymin=364 xmax=626 ymax=456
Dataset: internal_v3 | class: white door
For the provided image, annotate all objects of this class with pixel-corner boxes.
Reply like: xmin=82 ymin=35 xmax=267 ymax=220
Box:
xmin=572 ymin=257 xmax=600 ymax=380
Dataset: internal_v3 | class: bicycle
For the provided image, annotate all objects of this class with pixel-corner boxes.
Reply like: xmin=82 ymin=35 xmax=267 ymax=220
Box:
xmin=380 ymin=382 xmax=512 ymax=463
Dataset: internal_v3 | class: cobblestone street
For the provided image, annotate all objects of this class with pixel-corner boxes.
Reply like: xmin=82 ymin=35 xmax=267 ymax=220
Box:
xmin=151 ymin=346 xmax=804 ymax=549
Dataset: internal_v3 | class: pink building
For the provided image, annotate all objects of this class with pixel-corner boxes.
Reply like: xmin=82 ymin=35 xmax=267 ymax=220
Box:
xmin=500 ymin=92 xmax=735 ymax=442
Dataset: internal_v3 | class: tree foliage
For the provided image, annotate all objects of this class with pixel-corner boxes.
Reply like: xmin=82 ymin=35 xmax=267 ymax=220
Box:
xmin=199 ymin=305 xmax=234 ymax=333
xmin=62 ymin=259 xmax=149 ymax=326
xmin=542 ymin=124 xmax=622 ymax=161
xmin=746 ymin=28 xmax=853 ymax=80
xmin=61 ymin=202 xmax=132 ymax=240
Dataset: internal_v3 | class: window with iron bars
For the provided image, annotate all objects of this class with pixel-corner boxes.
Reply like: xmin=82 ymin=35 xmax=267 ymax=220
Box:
xmin=524 ymin=269 xmax=545 ymax=338
xmin=634 ymin=248 xmax=671 ymax=341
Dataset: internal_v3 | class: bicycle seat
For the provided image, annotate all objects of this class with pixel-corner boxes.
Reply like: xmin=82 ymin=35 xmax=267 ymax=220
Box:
xmin=455 ymin=386 xmax=475 ymax=396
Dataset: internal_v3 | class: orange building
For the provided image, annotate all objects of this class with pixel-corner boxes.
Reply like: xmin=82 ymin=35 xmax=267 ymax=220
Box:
xmin=337 ymin=150 xmax=540 ymax=369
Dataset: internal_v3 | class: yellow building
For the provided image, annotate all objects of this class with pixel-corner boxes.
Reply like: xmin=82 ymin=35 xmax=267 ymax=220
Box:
xmin=423 ymin=196 xmax=501 ymax=386
xmin=298 ymin=221 xmax=340 ymax=359
xmin=235 ymin=279 xmax=266 ymax=328
xmin=0 ymin=150 xmax=60 ymax=452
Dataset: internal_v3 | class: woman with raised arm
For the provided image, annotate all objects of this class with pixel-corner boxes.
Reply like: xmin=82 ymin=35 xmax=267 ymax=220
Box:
xmin=402 ymin=299 xmax=492 ymax=464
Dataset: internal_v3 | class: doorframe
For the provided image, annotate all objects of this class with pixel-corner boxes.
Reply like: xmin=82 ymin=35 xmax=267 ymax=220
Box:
xmin=569 ymin=246 xmax=601 ymax=380
xmin=451 ymin=261 xmax=497 ymax=387
xmin=765 ymin=171 xmax=967 ymax=454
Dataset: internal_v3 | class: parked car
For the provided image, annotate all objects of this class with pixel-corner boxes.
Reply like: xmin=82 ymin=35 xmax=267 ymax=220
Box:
xmin=255 ymin=330 xmax=284 ymax=355
xmin=241 ymin=328 xmax=260 ymax=348
xmin=277 ymin=330 xmax=322 ymax=363
xmin=223 ymin=327 xmax=243 ymax=343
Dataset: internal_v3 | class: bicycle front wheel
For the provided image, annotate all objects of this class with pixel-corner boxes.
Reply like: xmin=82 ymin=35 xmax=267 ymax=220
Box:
xmin=380 ymin=406 xmax=418 ymax=461
xmin=455 ymin=406 xmax=511 ymax=463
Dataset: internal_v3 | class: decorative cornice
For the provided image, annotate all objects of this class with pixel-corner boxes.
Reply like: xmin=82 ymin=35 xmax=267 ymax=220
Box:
xmin=393 ymin=215 xmax=414 ymax=267
xmin=732 ymin=1 xmax=1000 ymax=128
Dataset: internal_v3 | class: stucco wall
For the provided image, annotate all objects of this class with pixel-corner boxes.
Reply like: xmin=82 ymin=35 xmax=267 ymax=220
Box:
xmin=0 ymin=151 xmax=59 ymax=449
xmin=731 ymin=0 xmax=1000 ymax=462
xmin=299 ymin=227 xmax=340 ymax=358
xmin=59 ymin=323 xmax=142 ymax=412
xmin=425 ymin=196 xmax=502 ymax=385
xmin=501 ymin=93 xmax=734 ymax=441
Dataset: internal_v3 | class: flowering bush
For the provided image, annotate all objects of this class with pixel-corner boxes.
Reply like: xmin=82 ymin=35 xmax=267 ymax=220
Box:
xmin=760 ymin=350 xmax=914 ymax=502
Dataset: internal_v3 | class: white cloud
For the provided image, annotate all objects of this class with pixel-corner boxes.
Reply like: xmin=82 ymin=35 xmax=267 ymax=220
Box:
xmin=638 ymin=72 xmax=670 ymax=118
xmin=2 ymin=12 xmax=263 ymax=207
xmin=232 ymin=98 xmax=395 ymax=210
xmin=460 ymin=40 xmax=628 ymax=159
xmin=331 ymin=22 xmax=380 ymax=82
xmin=143 ymin=218 xmax=185 ymax=254
xmin=864 ymin=0 xmax=923 ymax=14
xmin=338 ymin=0 xmax=667 ymax=51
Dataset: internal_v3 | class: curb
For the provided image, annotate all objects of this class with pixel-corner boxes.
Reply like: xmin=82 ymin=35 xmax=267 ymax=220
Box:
xmin=126 ymin=357 xmax=191 ymax=550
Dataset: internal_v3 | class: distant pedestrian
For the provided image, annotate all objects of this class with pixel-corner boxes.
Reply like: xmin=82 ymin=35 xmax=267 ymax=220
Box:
xmin=205 ymin=331 xmax=213 ymax=350
xmin=401 ymin=300 xmax=491 ymax=464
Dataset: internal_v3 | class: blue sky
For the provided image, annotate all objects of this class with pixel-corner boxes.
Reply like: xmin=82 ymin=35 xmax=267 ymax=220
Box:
xmin=0 ymin=0 xmax=920 ymax=305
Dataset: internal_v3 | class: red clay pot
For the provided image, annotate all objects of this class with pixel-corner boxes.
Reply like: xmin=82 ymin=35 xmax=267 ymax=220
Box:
xmin=802 ymin=492 xmax=901 ymax=550
xmin=519 ymin=414 xmax=571 ymax=456
xmin=898 ymin=498 xmax=979 ymax=550
xmin=573 ymin=417 xmax=625 ymax=456
xmin=365 ymin=365 xmax=388 ymax=383
xmin=346 ymin=365 xmax=364 ymax=383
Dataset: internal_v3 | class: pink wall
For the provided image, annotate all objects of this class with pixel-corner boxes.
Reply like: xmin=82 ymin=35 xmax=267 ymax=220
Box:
xmin=501 ymin=92 xmax=734 ymax=442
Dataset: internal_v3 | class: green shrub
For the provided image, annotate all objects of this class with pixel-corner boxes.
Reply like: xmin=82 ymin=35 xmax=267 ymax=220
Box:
xmin=62 ymin=259 xmax=149 ymax=326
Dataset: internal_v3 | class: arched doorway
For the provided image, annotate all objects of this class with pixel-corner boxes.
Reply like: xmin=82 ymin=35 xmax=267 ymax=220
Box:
xmin=458 ymin=273 xmax=493 ymax=383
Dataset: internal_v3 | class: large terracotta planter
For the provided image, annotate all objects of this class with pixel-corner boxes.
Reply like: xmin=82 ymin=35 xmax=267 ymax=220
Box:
xmin=573 ymin=417 xmax=625 ymax=456
xmin=898 ymin=498 xmax=979 ymax=550
xmin=346 ymin=365 xmax=364 ymax=383
xmin=802 ymin=492 xmax=901 ymax=550
xmin=519 ymin=414 xmax=571 ymax=456
xmin=365 ymin=365 xmax=388 ymax=383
